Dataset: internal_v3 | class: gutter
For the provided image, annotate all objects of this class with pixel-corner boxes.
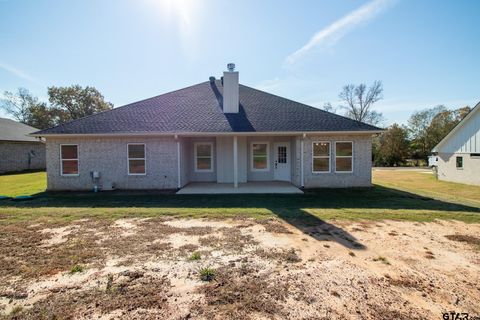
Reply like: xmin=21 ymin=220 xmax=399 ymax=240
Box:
xmin=30 ymin=130 xmax=384 ymax=138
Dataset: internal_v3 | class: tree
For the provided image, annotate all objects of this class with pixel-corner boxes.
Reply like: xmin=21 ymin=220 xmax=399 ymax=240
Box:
xmin=408 ymin=105 xmax=444 ymax=161
xmin=321 ymin=102 xmax=337 ymax=113
xmin=408 ymin=105 xmax=471 ymax=161
xmin=1 ymin=85 xmax=114 ymax=129
xmin=1 ymin=88 xmax=42 ymax=124
xmin=373 ymin=124 xmax=410 ymax=166
xmin=339 ymin=80 xmax=385 ymax=126
xmin=48 ymin=85 xmax=113 ymax=122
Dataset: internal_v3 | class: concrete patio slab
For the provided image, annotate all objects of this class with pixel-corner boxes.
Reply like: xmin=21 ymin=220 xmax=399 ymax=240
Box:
xmin=176 ymin=181 xmax=303 ymax=195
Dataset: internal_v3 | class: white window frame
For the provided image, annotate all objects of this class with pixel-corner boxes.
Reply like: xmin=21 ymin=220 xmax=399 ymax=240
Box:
xmin=312 ymin=141 xmax=331 ymax=173
xmin=127 ymin=143 xmax=146 ymax=176
xmin=60 ymin=144 xmax=79 ymax=176
xmin=194 ymin=142 xmax=214 ymax=173
xmin=251 ymin=141 xmax=270 ymax=172
xmin=335 ymin=141 xmax=354 ymax=173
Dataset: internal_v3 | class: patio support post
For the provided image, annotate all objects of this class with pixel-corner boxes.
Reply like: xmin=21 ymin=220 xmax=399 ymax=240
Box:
xmin=176 ymin=135 xmax=181 ymax=189
xmin=233 ymin=136 xmax=238 ymax=188
xmin=301 ymin=133 xmax=305 ymax=188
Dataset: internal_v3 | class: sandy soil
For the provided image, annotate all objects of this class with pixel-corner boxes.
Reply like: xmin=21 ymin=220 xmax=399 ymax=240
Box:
xmin=1 ymin=217 xmax=479 ymax=319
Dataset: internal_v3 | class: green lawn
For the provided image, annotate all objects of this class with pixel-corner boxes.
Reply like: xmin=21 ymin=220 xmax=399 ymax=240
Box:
xmin=0 ymin=171 xmax=46 ymax=197
xmin=0 ymin=170 xmax=479 ymax=224
xmin=373 ymin=169 xmax=480 ymax=208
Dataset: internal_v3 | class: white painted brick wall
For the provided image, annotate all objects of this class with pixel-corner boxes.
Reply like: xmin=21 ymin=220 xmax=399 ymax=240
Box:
xmin=292 ymin=135 xmax=372 ymax=188
xmin=46 ymin=137 xmax=178 ymax=191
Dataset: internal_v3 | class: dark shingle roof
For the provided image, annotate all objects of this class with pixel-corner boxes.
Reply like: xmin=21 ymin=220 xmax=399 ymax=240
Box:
xmin=34 ymin=80 xmax=381 ymax=135
xmin=0 ymin=118 xmax=43 ymax=142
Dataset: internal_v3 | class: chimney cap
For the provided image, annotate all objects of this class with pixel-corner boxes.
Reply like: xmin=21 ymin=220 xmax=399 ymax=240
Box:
xmin=227 ymin=63 xmax=235 ymax=72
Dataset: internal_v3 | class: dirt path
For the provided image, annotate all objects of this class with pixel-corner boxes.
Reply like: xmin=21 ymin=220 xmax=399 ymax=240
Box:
xmin=1 ymin=217 xmax=479 ymax=319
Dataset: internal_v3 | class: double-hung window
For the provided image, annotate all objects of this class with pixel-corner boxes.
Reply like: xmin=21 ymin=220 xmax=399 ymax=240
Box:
xmin=251 ymin=142 xmax=269 ymax=171
xmin=128 ymin=144 xmax=146 ymax=175
xmin=61 ymin=145 xmax=79 ymax=175
xmin=335 ymin=142 xmax=353 ymax=172
xmin=312 ymin=142 xmax=330 ymax=173
xmin=194 ymin=142 xmax=213 ymax=172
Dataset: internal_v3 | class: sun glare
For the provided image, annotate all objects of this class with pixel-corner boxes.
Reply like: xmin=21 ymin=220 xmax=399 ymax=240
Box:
xmin=148 ymin=0 xmax=200 ymax=29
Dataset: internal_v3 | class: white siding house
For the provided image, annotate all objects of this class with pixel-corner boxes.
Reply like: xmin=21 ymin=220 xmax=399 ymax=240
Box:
xmin=432 ymin=102 xmax=480 ymax=186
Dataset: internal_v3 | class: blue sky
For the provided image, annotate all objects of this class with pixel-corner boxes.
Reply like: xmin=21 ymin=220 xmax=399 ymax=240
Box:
xmin=1 ymin=0 xmax=479 ymax=125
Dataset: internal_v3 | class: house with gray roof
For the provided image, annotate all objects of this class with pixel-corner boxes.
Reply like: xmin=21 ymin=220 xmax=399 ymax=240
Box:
xmin=32 ymin=64 xmax=382 ymax=193
xmin=432 ymin=101 xmax=480 ymax=186
xmin=0 ymin=118 xmax=45 ymax=174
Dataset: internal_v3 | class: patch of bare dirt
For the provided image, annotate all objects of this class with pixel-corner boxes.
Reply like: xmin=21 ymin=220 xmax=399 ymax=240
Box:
xmin=9 ymin=272 xmax=172 ymax=320
xmin=191 ymin=265 xmax=289 ymax=320
xmin=1 ymin=217 xmax=480 ymax=319
xmin=445 ymin=234 xmax=480 ymax=247
xmin=258 ymin=218 xmax=293 ymax=234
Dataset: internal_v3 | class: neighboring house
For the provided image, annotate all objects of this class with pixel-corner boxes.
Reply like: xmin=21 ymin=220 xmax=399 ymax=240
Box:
xmin=0 ymin=118 xmax=46 ymax=174
xmin=32 ymin=64 xmax=381 ymax=192
xmin=432 ymin=101 xmax=480 ymax=186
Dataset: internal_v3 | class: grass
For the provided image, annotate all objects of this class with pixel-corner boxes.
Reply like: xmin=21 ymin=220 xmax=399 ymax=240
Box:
xmin=373 ymin=256 xmax=391 ymax=265
xmin=0 ymin=171 xmax=46 ymax=197
xmin=69 ymin=264 xmax=84 ymax=274
xmin=0 ymin=170 xmax=479 ymax=225
xmin=373 ymin=169 xmax=480 ymax=208
xmin=199 ymin=267 xmax=216 ymax=281
xmin=188 ymin=252 xmax=201 ymax=261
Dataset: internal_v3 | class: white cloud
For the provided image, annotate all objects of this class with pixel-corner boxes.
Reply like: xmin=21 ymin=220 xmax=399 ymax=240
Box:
xmin=285 ymin=0 xmax=397 ymax=64
xmin=0 ymin=61 xmax=37 ymax=83
xmin=255 ymin=77 xmax=282 ymax=92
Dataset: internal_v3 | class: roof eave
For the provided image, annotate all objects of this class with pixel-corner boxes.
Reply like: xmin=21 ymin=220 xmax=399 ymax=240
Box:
xmin=30 ymin=130 xmax=384 ymax=138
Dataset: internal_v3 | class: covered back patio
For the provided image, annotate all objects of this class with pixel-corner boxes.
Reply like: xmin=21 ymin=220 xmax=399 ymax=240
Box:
xmin=174 ymin=133 xmax=306 ymax=193
xmin=176 ymin=181 xmax=303 ymax=194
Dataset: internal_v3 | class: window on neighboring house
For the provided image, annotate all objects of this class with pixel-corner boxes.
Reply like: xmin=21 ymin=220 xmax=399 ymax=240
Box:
xmin=456 ymin=156 xmax=463 ymax=169
xmin=335 ymin=142 xmax=353 ymax=172
xmin=471 ymin=153 xmax=480 ymax=159
xmin=195 ymin=143 xmax=213 ymax=172
xmin=251 ymin=142 xmax=269 ymax=171
xmin=128 ymin=144 xmax=146 ymax=175
xmin=61 ymin=145 xmax=79 ymax=175
xmin=312 ymin=142 xmax=330 ymax=173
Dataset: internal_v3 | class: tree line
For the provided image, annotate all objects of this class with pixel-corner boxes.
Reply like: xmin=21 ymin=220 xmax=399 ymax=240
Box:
xmin=324 ymin=81 xmax=471 ymax=166
xmin=0 ymin=86 xmax=113 ymax=130
xmin=373 ymin=106 xmax=470 ymax=166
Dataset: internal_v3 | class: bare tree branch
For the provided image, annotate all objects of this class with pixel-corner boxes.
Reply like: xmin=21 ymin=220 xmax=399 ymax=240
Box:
xmin=339 ymin=81 xmax=384 ymax=125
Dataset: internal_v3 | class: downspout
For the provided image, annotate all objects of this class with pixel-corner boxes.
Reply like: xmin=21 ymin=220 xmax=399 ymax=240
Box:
xmin=300 ymin=133 xmax=305 ymax=188
xmin=176 ymin=135 xmax=181 ymax=189
xmin=233 ymin=136 xmax=238 ymax=188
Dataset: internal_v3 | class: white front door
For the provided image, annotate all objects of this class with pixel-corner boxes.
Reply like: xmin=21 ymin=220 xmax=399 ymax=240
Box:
xmin=274 ymin=142 xmax=291 ymax=181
